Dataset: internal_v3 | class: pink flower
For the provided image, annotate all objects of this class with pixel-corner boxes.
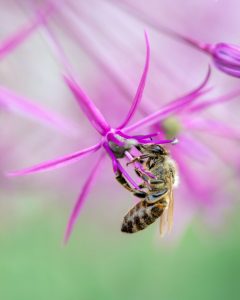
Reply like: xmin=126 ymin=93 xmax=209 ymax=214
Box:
xmin=6 ymin=29 xmax=212 ymax=242
xmin=208 ymin=43 xmax=240 ymax=77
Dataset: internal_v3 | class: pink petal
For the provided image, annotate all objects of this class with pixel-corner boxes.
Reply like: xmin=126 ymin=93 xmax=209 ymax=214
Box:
xmin=177 ymin=134 xmax=215 ymax=163
xmin=7 ymin=142 xmax=101 ymax=176
xmin=0 ymin=4 xmax=53 ymax=59
xmin=172 ymin=148 xmax=215 ymax=205
xmin=0 ymin=85 xmax=78 ymax=136
xmin=118 ymin=32 xmax=150 ymax=129
xmin=124 ymin=67 xmax=211 ymax=133
xmin=40 ymin=19 xmax=75 ymax=77
xmin=183 ymin=118 xmax=240 ymax=140
xmin=64 ymin=153 xmax=105 ymax=243
xmin=189 ymin=88 xmax=240 ymax=113
xmin=64 ymin=75 xmax=110 ymax=135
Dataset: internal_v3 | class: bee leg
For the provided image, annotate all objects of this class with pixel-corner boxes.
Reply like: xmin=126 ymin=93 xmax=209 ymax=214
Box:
xmin=115 ymin=171 xmax=145 ymax=195
xmin=135 ymin=168 xmax=149 ymax=182
xmin=138 ymin=183 xmax=146 ymax=189
xmin=133 ymin=190 xmax=147 ymax=199
xmin=148 ymin=179 xmax=165 ymax=189
xmin=146 ymin=189 xmax=169 ymax=204
xmin=115 ymin=171 xmax=134 ymax=192
xmin=126 ymin=154 xmax=154 ymax=166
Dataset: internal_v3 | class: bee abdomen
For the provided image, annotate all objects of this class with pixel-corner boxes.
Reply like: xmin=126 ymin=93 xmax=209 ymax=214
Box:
xmin=121 ymin=201 xmax=164 ymax=233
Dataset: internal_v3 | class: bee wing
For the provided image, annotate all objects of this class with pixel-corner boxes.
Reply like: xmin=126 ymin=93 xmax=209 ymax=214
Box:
xmin=159 ymin=176 xmax=174 ymax=236
xmin=167 ymin=184 xmax=174 ymax=232
xmin=159 ymin=208 xmax=168 ymax=236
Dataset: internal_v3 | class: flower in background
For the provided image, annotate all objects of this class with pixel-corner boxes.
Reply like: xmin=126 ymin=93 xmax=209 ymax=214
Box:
xmin=117 ymin=0 xmax=240 ymax=78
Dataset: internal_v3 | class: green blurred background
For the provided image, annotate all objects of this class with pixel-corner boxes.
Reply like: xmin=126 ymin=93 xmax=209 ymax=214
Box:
xmin=0 ymin=196 xmax=239 ymax=300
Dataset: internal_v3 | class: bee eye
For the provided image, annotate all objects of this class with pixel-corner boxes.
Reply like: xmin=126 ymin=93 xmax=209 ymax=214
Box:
xmin=151 ymin=145 xmax=165 ymax=154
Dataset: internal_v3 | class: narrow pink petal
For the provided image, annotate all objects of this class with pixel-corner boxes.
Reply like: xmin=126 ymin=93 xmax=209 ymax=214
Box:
xmin=189 ymin=88 xmax=240 ymax=113
xmin=103 ymin=142 xmax=119 ymax=173
xmin=7 ymin=142 xmax=101 ymax=176
xmin=40 ymin=19 xmax=110 ymax=135
xmin=0 ymin=86 xmax=78 ymax=136
xmin=118 ymin=32 xmax=150 ymax=129
xmin=183 ymin=118 xmax=240 ymax=140
xmin=64 ymin=75 xmax=110 ymax=135
xmin=64 ymin=153 xmax=105 ymax=243
xmin=0 ymin=4 xmax=53 ymax=59
xmin=162 ymin=66 xmax=211 ymax=110
xmin=124 ymin=67 xmax=211 ymax=133
xmin=41 ymin=19 xmax=75 ymax=77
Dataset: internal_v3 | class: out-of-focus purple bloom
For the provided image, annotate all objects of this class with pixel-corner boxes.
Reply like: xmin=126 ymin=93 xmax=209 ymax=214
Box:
xmin=206 ymin=43 xmax=240 ymax=78
xmin=118 ymin=0 xmax=240 ymax=78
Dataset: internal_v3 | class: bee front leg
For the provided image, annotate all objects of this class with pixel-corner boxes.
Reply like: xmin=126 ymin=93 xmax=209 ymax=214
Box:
xmin=126 ymin=154 xmax=150 ymax=166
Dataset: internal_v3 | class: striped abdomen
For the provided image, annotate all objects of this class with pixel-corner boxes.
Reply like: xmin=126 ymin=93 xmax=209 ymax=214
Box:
xmin=121 ymin=200 xmax=165 ymax=233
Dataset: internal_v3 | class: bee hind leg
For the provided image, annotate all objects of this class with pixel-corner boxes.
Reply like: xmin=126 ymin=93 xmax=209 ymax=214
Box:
xmin=115 ymin=171 xmax=133 ymax=192
xmin=115 ymin=171 xmax=146 ymax=198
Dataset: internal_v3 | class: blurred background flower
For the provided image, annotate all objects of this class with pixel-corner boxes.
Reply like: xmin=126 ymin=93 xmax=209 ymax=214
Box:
xmin=1 ymin=0 xmax=240 ymax=299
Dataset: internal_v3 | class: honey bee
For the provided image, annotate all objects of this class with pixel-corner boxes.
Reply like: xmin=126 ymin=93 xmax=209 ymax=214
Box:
xmin=120 ymin=144 xmax=178 ymax=234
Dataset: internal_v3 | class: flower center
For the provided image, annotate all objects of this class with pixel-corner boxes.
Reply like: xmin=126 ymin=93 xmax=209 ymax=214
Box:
xmin=162 ymin=117 xmax=182 ymax=139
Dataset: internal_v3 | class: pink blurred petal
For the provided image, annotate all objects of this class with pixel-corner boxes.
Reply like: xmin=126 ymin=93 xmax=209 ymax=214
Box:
xmin=118 ymin=32 xmax=150 ymax=129
xmin=40 ymin=17 xmax=75 ymax=77
xmin=183 ymin=118 xmax=240 ymax=140
xmin=172 ymin=148 xmax=215 ymax=205
xmin=189 ymin=88 xmax=240 ymax=113
xmin=7 ymin=142 xmax=101 ymax=176
xmin=177 ymin=134 xmax=216 ymax=163
xmin=0 ymin=4 xmax=53 ymax=59
xmin=64 ymin=153 xmax=105 ymax=243
xmin=0 ymin=85 xmax=78 ymax=135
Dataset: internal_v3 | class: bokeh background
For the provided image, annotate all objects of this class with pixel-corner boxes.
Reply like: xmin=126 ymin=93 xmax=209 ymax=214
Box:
xmin=1 ymin=0 xmax=240 ymax=299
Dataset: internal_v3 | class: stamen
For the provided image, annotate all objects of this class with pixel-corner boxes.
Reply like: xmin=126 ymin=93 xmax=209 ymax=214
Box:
xmin=139 ymin=138 xmax=178 ymax=145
